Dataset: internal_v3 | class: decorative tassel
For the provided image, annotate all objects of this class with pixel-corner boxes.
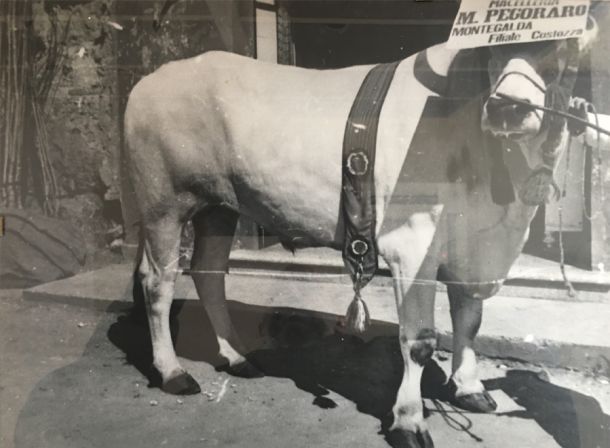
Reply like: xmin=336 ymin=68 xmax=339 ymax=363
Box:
xmin=344 ymin=292 xmax=370 ymax=334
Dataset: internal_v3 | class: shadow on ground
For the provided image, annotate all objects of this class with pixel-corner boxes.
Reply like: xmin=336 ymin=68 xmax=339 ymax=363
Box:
xmin=13 ymin=299 xmax=610 ymax=448
xmin=485 ymin=371 xmax=610 ymax=448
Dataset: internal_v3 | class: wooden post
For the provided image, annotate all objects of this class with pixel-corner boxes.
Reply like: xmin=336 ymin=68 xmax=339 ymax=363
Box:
xmin=207 ymin=0 xmax=250 ymax=54
xmin=588 ymin=2 xmax=610 ymax=272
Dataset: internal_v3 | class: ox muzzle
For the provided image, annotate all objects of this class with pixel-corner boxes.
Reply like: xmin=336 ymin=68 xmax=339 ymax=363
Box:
xmin=482 ymin=39 xmax=583 ymax=206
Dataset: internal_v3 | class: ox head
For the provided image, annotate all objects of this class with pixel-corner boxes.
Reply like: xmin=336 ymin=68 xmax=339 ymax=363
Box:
xmin=482 ymin=20 xmax=597 ymax=143
xmin=479 ymin=18 xmax=597 ymax=205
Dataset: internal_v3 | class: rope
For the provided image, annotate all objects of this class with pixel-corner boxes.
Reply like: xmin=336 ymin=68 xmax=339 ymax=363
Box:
xmin=431 ymin=399 xmax=483 ymax=442
xmin=558 ymin=136 xmax=577 ymax=298
xmin=495 ymin=93 xmax=610 ymax=137
xmin=556 ymin=100 xmax=604 ymax=295
xmin=180 ymin=267 xmax=506 ymax=287
xmin=495 ymin=93 xmax=608 ymax=295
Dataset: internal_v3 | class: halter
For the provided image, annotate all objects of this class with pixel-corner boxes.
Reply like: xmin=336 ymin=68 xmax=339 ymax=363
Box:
xmin=489 ymin=39 xmax=582 ymax=206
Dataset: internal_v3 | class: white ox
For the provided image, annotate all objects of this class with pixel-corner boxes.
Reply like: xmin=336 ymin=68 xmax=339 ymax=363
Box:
xmin=122 ymin=26 xmax=597 ymax=448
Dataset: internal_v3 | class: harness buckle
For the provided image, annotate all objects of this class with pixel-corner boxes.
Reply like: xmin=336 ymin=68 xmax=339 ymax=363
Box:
xmin=346 ymin=151 xmax=369 ymax=176
xmin=350 ymin=239 xmax=369 ymax=256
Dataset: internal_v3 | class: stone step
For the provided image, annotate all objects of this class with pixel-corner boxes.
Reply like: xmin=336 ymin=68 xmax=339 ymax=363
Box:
xmin=227 ymin=247 xmax=610 ymax=303
xmin=23 ymin=264 xmax=610 ymax=376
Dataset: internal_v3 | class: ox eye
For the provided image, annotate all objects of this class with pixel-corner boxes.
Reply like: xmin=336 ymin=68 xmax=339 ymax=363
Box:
xmin=515 ymin=102 xmax=533 ymax=116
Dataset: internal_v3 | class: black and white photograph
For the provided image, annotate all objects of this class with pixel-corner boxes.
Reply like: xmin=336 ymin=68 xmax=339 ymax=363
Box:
xmin=1 ymin=1 xmax=610 ymax=447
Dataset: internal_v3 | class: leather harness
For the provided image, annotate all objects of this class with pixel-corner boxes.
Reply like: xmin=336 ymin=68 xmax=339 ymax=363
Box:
xmin=341 ymin=61 xmax=399 ymax=291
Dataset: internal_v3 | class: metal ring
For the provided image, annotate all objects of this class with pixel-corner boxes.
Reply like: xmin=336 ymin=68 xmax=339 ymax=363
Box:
xmin=346 ymin=151 xmax=369 ymax=176
xmin=351 ymin=239 xmax=369 ymax=256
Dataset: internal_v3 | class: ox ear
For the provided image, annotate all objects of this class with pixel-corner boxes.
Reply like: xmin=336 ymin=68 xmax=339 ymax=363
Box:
xmin=578 ymin=16 xmax=599 ymax=53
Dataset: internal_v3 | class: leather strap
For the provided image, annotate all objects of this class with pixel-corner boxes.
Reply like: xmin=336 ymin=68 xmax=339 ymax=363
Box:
xmin=342 ymin=61 xmax=399 ymax=289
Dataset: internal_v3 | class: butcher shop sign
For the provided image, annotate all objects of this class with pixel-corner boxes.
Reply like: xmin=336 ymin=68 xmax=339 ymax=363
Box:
xmin=448 ymin=0 xmax=590 ymax=48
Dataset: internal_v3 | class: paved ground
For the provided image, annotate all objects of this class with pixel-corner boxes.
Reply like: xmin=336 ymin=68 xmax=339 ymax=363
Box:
xmin=1 ymin=288 xmax=610 ymax=448
xmin=25 ymin=265 xmax=610 ymax=374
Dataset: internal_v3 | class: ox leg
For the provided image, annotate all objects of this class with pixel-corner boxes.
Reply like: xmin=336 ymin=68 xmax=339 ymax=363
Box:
xmin=447 ymin=286 xmax=497 ymax=412
xmin=191 ymin=207 xmax=262 ymax=378
xmin=386 ymin=260 xmax=437 ymax=448
xmin=139 ymin=215 xmax=201 ymax=395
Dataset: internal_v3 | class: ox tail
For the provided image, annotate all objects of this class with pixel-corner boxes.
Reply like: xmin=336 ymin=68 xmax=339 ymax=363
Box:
xmin=344 ymin=291 xmax=370 ymax=333
xmin=119 ymin=144 xmax=142 ymax=261
xmin=118 ymin=134 xmax=147 ymax=320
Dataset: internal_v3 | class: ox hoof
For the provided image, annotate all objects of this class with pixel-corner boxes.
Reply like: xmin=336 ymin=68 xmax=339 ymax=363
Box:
xmin=387 ymin=429 xmax=434 ymax=448
xmin=216 ymin=360 xmax=264 ymax=379
xmin=453 ymin=390 xmax=497 ymax=413
xmin=162 ymin=372 xmax=201 ymax=395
